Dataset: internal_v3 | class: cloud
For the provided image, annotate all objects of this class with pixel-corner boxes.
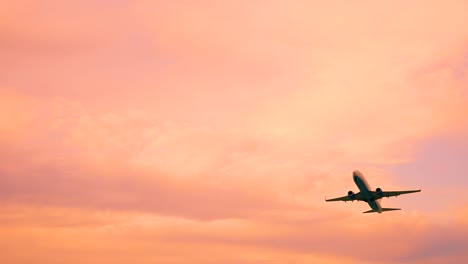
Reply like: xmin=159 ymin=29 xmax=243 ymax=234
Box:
xmin=1 ymin=0 xmax=467 ymax=221
xmin=0 ymin=1 xmax=136 ymax=54
xmin=0 ymin=91 xmax=316 ymax=220
xmin=0 ymin=90 xmax=35 ymax=144
xmin=0 ymin=204 xmax=365 ymax=264
xmin=0 ymin=203 xmax=466 ymax=264
xmin=1 ymin=1 xmax=468 ymax=263
xmin=0 ymin=88 xmax=449 ymax=222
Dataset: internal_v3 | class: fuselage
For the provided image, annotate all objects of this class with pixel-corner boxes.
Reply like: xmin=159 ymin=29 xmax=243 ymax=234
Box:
xmin=353 ymin=170 xmax=382 ymax=213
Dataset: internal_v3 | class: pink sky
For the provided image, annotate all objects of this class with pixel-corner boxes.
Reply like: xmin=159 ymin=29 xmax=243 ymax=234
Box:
xmin=1 ymin=1 xmax=468 ymax=263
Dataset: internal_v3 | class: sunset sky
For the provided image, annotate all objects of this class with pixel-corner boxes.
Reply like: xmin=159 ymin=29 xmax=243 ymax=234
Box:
xmin=1 ymin=1 xmax=468 ymax=263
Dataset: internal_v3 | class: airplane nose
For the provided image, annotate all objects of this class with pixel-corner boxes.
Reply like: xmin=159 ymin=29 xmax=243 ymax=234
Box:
xmin=353 ymin=170 xmax=361 ymax=181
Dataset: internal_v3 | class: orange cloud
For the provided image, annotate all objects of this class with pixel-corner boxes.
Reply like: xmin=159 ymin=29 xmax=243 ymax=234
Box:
xmin=0 ymin=204 xmax=466 ymax=264
xmin=0 ymin=89 xmax=35 ymax=144
xmin=1 ymin=0 xmax=468 ymax=263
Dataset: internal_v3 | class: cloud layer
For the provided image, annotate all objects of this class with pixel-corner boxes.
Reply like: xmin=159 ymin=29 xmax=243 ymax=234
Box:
xmin=1 ymin=0 xmax=468 ymax=263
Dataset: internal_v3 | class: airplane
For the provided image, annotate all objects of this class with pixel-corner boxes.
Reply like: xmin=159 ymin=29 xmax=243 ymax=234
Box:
xmin=325 ymin=170 xmax=421 ymax=214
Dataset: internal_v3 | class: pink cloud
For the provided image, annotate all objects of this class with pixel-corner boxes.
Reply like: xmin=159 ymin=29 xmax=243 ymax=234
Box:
xmin=0 ymin=204 xmax=466 ymax=264
xmin=1 ymin=0 xmax=468 ymax=263
xmin=0 ymin=90 xmax=35 ymax=145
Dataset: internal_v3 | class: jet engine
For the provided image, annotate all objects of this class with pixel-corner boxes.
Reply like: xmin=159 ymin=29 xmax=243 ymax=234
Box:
xmin=348 ymin=191 xmax=356 ymax=200
xmin=376 ymin=187 xmax=383 ymax=197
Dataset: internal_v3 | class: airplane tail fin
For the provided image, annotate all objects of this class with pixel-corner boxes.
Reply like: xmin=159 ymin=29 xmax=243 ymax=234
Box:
xmin=363 ymin=208 xmax=401 ymax=214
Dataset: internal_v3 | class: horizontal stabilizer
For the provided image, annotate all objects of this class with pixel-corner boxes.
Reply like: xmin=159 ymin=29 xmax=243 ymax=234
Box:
xmin=363 ymin=208 xmax=401 ymax=214
xmin=382 ymin=208 xmax=401 ymax=212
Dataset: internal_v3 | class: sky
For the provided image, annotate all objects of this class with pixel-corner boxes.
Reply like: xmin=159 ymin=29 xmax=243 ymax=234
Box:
xmin=1 ymin=0 xmax=468 ymax=263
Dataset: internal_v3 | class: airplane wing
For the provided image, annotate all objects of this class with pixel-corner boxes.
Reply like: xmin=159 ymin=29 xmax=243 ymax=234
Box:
xmin=375 ymin=189 xmax=421 ymax=198
xmin=326 ymin=192 xmax=363 ymax=202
